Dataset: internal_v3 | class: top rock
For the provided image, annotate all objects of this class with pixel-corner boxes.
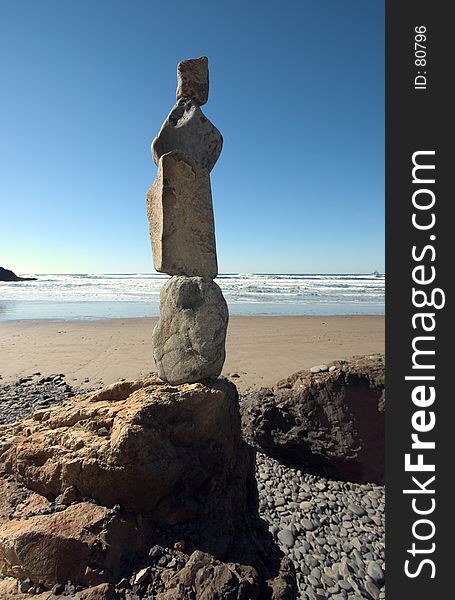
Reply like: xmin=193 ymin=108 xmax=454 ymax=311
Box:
xmin=176 ymin=56 xmax=209 ymax=106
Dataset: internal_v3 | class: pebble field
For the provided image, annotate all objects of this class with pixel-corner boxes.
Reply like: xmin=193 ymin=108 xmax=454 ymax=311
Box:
xmin=256 ymin=453 xmax=385 ymax=600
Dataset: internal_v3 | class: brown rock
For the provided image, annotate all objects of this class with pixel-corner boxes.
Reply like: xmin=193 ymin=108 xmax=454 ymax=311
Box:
xmin=0 ymin=476 xmax=148 ymax=588
xmin=0 ymin=579 xmax=116 ymax=600
xmin=176 ymin=56 xmax=209 ymax=106
xmin=269 ymin=557 xmax=298 ymax=600
xmin=147 ymin=150 xmax=217 ymax=278
xmin=240 ymin=355 xmax=385 ymax=483
xmin=0 ymin=377 xmax=251 ymax=523
xmin=158 ymin=550 xmax=260 ymax=600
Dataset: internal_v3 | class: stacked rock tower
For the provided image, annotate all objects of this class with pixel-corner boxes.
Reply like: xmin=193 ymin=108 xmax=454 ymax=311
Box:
xmin=147 ymin=57 xmax=228 ymax=385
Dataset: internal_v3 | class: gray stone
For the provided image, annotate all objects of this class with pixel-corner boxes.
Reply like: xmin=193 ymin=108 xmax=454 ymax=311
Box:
xmin=146 ymin=150 xmax=217 ymax=278
xmin=176 ymin=56 xmax=209 ymax=106
xmin=152 ymin=98 xmax=222 ymax=172
xmin=348 ymin=503 xmax=366 ymax=517
xmin=338 ymin=579 xmax=352 ymax=591
xmin=301 ymin=518 xmax=315 ymax=531
xmin=366 ymin=561 xmax=384 ymax=584
xmin=365 ymin=580 xmax=380 ymax=599
xmin=152 ymin=276 xmax=228 ymax=384
xmin=277 ymin=528 xmax=295 ymax=548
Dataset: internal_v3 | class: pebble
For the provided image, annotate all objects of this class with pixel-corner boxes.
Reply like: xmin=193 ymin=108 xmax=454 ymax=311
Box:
xmin=348 ymin=504 xmax=366 ymax=517
xmin=278 ymin=529 xmax=295 ymax=548
xmin=301 ymin=518 xmax=316 ymax=531
xmin=366 ymin=561 xmax=384 ymax=584
xmin=0 ymin=375 xmax=79 ymax=425
xmin=365 ymin=580 xmax=380 ymax=600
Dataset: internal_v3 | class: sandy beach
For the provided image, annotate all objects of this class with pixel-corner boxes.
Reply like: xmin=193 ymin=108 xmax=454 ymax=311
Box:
xmin=0 ymin=315 xmax=384 ymax=392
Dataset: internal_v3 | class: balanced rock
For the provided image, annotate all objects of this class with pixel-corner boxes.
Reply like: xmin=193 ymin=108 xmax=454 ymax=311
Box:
xmin=147 ymin=149 xmax=217 ymax=278
xmin=152 ymin=276 xmax=228 ymax=384
xmin=176 ymin=56 xmax=209 ymax=106
xmin=152 ymin=97 xmax=223 ymax=172
xmin=240 ymin=354 xmax=385 ymax=483
xmin=0 ymin=377 xmax=250 ymax=524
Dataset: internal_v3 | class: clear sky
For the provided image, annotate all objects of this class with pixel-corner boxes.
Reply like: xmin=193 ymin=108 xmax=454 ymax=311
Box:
xmin=0 ymin=0 xmax=384 ymax=275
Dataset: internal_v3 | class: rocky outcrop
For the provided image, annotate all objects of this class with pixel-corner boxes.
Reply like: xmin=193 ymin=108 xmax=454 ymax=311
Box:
xmin=0 ymin=378 xmax=296 ymax=599
xmin=147 ymin=56 xmax=228 ymax=385
xmin=152 ymin=277 xmax=228 ymax=385
xmin=0 ymin=377 xmax=249 ymax=523
xmin=0 ymin=267 xmax=36 ymax=282
xmin=0 ymin=476 xmax=146 ymax=589
xmin=240 ymin=355 xmax=385 ymax=484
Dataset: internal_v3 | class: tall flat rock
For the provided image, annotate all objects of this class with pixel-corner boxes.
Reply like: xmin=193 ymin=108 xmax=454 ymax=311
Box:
xmin=176 ymin=56 xmax=209 ymax=106
xmin=151 ymin=98 xmax=222 ymax=172
xmin=146 ymin=150 xmax=217 ymax=278
xmin=152 ymin=276 xmax=228 ymax=384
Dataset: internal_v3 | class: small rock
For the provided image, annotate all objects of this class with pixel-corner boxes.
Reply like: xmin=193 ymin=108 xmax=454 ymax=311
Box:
xmin=52 ymin=583 xmax=65 ymax=595
xmin=367 ymin=561 xmax=385 ymax=584
xmin=338 ymin=579 xmax=353 ymax=591
xmin=277 ymin=529 xmax=295 ymax=548
xmin=348 ymin=503 xmax=366 ymax=516
xmin=20 ymin=579 xmax=32 ymax=593
xmin=176 ymin=56 xmax=209 ymax=106
xmin=117 ymin=578 xmax=130 ymax=590
xmin=149 ymin=545 xmax=164 ymax=560
xmin=301 ymin=518 xmax=315 ymax=531
xmin=365 ymin=580 xmax=381 ymax=600
xmin=134 ymin=567 xmax=151 ymax=585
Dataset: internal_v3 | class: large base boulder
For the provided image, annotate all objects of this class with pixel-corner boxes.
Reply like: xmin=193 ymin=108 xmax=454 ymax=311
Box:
xmin=0 ymin=377 xmax=249 ymax=524
xmin=240 ymin=355 xmax=385 ymax=484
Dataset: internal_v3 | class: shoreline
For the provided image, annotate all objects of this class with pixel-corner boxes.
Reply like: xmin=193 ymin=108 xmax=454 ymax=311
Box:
xmin=0 ymin=315 xmax=384 ymax=392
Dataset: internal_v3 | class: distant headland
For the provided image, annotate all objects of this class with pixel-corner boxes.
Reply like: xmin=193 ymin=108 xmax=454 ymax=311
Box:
xmin=0 ymin=267 xmax=37 ymax=282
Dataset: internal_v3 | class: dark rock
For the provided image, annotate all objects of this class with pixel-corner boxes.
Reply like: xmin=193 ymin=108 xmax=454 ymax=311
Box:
xmin=240 ymin=355 xmax=385 ymax=483
xmin=0 ymin=267 xmax=37 ymax=282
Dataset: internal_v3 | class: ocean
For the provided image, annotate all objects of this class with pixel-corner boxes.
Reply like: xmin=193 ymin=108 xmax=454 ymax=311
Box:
xmin=0 ymin=273 xmax=384 ymax=321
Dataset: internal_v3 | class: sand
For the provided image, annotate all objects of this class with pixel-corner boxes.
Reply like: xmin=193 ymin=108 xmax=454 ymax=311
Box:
xmin=0 ymin=316 xmax=384 ymax=392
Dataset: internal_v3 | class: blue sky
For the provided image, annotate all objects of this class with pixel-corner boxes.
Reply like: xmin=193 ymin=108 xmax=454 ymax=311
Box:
xmin=0 ymin=0 xmax=384 ymax=274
